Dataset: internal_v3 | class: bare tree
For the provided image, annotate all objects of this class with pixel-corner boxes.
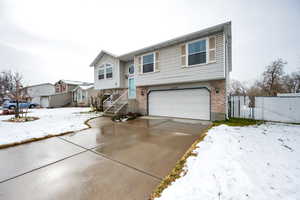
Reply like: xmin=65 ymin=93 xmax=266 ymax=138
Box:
xmin=282 ymin=72 xmax=300 ymax=93
xmin=229 ymin=79 xmax=247 ymax=96
xmin=0 ymin=70 xmax=14 ymax=103
xmin=6 ymin=72 xmax=25 ymax=118
xmin=262 ymin=58 xmax=287 ymax=96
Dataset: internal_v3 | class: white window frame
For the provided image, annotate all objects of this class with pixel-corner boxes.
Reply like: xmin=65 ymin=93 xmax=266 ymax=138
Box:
xmin=98 ymin=65 xmax=105 ymax=80
xmin=98 ymin=63 xmax=113 ymax=80
xmin=141 ymin=52 xmax=156 ymax=74
xmin=186 ymin=37 xmax=208 ymax=67
xmin=105 ymin=63 xmax=113 ymax=79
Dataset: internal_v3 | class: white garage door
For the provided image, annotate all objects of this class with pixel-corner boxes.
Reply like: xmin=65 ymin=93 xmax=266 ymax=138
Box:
xmin=149 ymin=89 xmax=210 ymax=120
xmin=40 ymin=97 xmax=49 ymax=108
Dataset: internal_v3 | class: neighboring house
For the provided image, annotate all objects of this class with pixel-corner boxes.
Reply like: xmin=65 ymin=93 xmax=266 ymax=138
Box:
xmin=54 ymin=80 xmax=91 ymax=94
xmin=48 ymin=80 xmax=92 ymax=108
xmin=21 ymin=83 xmax=55 ymax=107
xmin=90 ymin=22 xmax=232 ymax=121
xmin=72 ymin=84 xmax=98 ymax=107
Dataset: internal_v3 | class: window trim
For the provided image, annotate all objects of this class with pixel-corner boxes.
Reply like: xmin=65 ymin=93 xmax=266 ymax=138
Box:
xmin=105 ymin=63 xmax=113 ymax=79
xmin=141 ymin=52 xmax=156 ymax=74
xmin=98 ymin=65 xmax=105 ymax=80
xmin=186 ymin=37 xmax=208 ymax=67
xmin=98 ymin=63 xmax=113 ymax=80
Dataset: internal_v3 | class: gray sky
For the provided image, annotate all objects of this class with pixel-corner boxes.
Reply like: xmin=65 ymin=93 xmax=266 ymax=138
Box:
xmin=0 ymin=0 xmax=299 ymax=86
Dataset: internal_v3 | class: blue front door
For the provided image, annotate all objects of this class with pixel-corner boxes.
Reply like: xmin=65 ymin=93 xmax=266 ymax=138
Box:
xmin=128 ymin=77 xmax=136 ymax=99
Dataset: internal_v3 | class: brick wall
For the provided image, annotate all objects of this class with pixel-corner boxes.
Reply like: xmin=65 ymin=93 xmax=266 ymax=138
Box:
xmin=135 ymin=80 xmax=226 ymax=120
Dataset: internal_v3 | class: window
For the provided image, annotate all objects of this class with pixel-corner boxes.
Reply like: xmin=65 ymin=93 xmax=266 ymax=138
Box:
xmin=188 ymin=39 xmax=206 ymax=66
xmin=129 ymin=64 xmax=134 ymax=74
xmin=106 ymin=64 xmax=113 ymax=79
xmin=98 ymin=67 xmax=105 ymax=80
xmin=142 ymin=53 xmax=154 ymax=73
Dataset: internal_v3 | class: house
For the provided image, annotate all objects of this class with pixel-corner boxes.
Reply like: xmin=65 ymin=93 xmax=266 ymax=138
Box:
xmin=90 ymin=22 xmax=232 ymax=121
xmin=21 ymin=83 xmax=55 ymax=107
xmin=72 ymin=84 xmax=99 ymax=107
xmin=48 ymin=80 xmax=93 ymax=108
xmin=54 ymin=80 xmax=91 ymax=94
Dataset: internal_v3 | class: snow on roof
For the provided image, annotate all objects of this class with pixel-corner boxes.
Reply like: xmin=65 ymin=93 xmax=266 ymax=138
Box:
xmin=73 ymin=84 xmax=94 ymax=91
xmin=78 ymin=85 xmax=94 ymax=90
xmin=59 ymin=80 xmax=92 ymax=85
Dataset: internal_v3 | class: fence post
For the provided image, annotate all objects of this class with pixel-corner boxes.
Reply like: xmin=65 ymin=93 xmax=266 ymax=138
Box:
xmin=238 ymin=96 xmax=240 ymax=118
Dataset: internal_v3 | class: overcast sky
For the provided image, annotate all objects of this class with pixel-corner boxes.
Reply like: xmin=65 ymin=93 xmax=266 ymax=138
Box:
xmin=0 ymin=0 xmax=299 ymax=86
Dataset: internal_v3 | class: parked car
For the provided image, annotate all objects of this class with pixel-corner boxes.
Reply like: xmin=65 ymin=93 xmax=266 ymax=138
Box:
xmin=2 ymin=100 xmax=38 ymax=110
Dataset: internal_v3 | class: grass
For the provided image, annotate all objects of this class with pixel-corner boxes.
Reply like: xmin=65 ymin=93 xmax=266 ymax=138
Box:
xmin=149 ymin=125 xmax=212 ymax=200
xmin=149 ymin=118 xmax=263 ymax=199
xmin=3 ymin=116 xmax=39 ymax=123
xmin=213 ymin=118 xmax=264 ymax=127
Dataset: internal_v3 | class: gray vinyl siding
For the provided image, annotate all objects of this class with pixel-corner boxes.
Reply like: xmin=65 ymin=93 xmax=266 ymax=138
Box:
xmin=94 ymin=54 xmax=120 ymax=90
xmin=135 ymin=32 xmax=225 ymax=86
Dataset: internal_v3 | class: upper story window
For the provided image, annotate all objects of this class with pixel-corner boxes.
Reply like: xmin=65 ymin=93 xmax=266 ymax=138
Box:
xmin=106 ymin=64 xmax=113 ymax=79
xmin=129 ymin=64 xmax=134 ymax=74
xmin=98 ymin=64 xmax=113 ymax=80
xmin=98 ymin=66 xmax=105 ymax=80
xmin=142 ymin=53 xmax=154 ymax=73
xmin=188 ymin=39 xmax=206 ymax=66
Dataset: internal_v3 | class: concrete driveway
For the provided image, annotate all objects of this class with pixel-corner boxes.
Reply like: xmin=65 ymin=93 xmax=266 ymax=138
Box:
xmin=0 ymin=117 xmax=210 ymax=200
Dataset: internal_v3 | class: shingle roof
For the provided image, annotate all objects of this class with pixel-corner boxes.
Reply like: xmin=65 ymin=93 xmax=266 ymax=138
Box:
xmin=90 ymin=21 xmax=231 ymax=65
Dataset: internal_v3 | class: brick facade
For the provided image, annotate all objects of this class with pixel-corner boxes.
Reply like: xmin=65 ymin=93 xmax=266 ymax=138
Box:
xmin=134 ymin=80 xmax=226 ymax=121
xmin=106 ymin=79 xmax=226 ymax=121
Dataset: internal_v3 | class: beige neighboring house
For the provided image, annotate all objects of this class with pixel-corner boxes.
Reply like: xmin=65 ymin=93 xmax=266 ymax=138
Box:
xmin=90 ymin=22 xmax=232 ymax=121
xmin=47 ymin=80 xmax=92 ymax=108
xmin=72 ymin=84 xmax=98 ymax=107
xmin=21 ymin=83 xmax=55 ymax=108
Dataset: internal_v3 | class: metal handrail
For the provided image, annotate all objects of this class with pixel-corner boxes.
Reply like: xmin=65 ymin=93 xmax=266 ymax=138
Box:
xmin=103 ymin=95 xmax=112 ymax=105
xmin=103 ymin=90 xmax=128 ymax=114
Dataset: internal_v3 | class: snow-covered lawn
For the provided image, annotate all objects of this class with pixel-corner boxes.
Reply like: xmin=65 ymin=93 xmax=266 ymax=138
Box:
xmin=156 ymin=123 xmax=300 ymax=200
xmin=0 ymin=107 xmax=100 ymax=146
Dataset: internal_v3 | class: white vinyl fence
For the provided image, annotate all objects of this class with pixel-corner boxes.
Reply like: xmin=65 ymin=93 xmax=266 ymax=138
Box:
xmin=229 ymin=96 xmax=300 ymax=123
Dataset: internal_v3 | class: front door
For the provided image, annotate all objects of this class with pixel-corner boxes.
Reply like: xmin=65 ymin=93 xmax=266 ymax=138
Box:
xmin=128 ymin=64 xmax=136 ymax=99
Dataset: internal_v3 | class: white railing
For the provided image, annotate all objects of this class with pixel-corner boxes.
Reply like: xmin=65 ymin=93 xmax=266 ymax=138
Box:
xmin=103 ymin=95 xmax=112 ymax=107
xmin=103 ymin=90 xmax=128 ymax=114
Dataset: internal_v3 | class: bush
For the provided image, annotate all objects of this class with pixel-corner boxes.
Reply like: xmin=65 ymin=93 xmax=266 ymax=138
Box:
xmin=111 ymin=112 xmax=142 ymax=122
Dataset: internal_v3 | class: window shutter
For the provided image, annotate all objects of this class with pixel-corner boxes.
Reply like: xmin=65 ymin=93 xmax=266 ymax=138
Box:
xmin=208 ymin=36 xmax=216 ymax=62
xmin=180 ymin=44 xmax=186 ymax=67
xmin=155 ymin=51 xmax=160 ymax=71
xmin=135 ymin=56 xmax=142 ymax=74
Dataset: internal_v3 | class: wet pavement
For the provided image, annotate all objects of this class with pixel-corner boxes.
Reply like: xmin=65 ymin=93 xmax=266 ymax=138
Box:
xmin=0 ymin=117 xmax=210 ymax=200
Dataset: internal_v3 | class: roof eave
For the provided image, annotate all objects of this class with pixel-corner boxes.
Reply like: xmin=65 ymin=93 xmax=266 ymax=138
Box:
xmin=118 ymin=21 xmax=231 ymax=61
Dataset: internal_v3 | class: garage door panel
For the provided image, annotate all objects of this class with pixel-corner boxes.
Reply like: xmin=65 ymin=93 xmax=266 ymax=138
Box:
xmin=149 ymin=89 xmax=210 ymax=120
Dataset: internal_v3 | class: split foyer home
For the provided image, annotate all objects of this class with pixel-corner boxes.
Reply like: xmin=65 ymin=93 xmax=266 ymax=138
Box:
xmin=90 ymin=22 xmax=232 ymax=121
xmin=48 ymin=80 xmax=92 ymax=108
xmin=72 ymin=84 xmax=98 ymax=107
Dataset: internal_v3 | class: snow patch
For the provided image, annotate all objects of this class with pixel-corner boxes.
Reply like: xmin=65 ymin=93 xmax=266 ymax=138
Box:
xmin=156 ymin=123 xmax=300 ymax=200
xmin=0 ymin=107 xmax=99 ymax=146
